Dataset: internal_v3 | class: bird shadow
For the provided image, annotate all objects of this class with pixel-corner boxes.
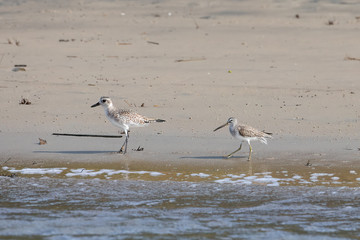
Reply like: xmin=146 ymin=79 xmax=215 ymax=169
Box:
xmin=180 ymin=155 xmax=247 ymax=160
xmin=33 ymin=150 xmax=117 ymax=155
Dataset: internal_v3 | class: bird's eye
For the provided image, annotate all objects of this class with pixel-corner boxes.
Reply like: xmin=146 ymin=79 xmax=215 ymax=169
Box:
xmin=102 ymin=99 xmax=106 ymax=103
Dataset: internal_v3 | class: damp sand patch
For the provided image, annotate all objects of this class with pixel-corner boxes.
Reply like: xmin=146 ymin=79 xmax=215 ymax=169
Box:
xmin=2 ymin=166 xmax=359 ymax=187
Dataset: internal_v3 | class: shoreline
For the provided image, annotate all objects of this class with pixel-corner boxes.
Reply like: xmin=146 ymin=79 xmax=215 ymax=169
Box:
xmin=1 ymin=129 xmax=359 ymax=187
xmin=1 ymin=134 xmax=359 ymax=187
xmin=1 ymin=132 xmax=359 ymax=174
xmin=1 ymin=0 xmax=360 ymax=181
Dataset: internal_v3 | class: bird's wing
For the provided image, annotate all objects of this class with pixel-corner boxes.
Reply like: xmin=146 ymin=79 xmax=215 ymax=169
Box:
xmin=118 ymin=109 xmax=149 ymax=125
xmin=238 ymin=124 xmax=267 ymax=138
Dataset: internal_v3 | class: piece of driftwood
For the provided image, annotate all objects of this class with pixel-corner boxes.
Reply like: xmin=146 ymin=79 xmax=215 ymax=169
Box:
xmin=175 ymin=57 xmax=206 ymax=62
xmin=345 ymin=56 xmax=360 ymax=61
xmin=52 ymin=133 xmax=122 ymax=138
xmin=147 ymin=41 xmax=159 ymax=45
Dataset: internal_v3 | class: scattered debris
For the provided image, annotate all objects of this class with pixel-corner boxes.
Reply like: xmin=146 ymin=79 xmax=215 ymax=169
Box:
xmin=175 ymin=57 xmax=206 ymax=63
xmin=191 ymin=16 xmax=200 ymax=29
xmin=147 ymin=41 xmax=159 ymax=45
xmin=3 ymin=157 xmax=12 ymax=165
xmin=124 ymin=100 xmax=134 ymax=107
xmin=59 ymin=39 xmax=76 ymax=42
xmin=133 ymin=146 xmax=144 ymax=151
xmin=326 ymin=20 xmax=334 ymax=25
xmin=38 ymin=138 xmax=47 ymax=145
xmin=19 ymin=97 xmax=31 ymax=105
xmin=6 ymin=38 xmax=20 ymax=46
xmin=123 ymin=100 xmax=146 ymax=108
xmin=0 ymin=170 xmax=16 ymax=178
xmin=344 ymin=56 xmax=360 ymax=61
xmin=12 ymin=66 xmax=26 ymax=72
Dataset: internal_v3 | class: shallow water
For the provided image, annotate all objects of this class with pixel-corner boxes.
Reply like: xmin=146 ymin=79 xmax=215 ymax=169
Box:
xmin=0 ymin=175 xmax=359 ymax=240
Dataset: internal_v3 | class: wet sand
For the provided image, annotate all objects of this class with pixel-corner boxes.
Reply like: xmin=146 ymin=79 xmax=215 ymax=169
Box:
xmin=1 ymin=131 xmax=359 ymax=187
xmin=1 ymin=0 xmax=360 ymax=178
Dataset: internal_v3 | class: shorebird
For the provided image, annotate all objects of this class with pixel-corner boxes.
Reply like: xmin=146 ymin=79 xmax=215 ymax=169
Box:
xmin=214 ymin=117 xmax=272 ymax=160
xmin=91 ymin=96 xmax=165 ymax=154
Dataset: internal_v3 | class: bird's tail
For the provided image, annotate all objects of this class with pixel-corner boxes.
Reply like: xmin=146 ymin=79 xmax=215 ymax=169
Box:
xmin=259 ymin=137 xmax=268 ymax=144
xmin=262 ymin=131 xmax=273 ymax=138
xmin=259 ymin=131 xmax=273 ymax=144
xmin=155 ymin=119 xmax=166 ymax=123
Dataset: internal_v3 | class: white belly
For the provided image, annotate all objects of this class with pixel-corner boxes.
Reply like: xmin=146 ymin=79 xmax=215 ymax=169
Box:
xmin=230 ymin=126 xmax=258 ymax=143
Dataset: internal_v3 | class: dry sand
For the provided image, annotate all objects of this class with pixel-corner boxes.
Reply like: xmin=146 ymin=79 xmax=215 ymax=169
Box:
xmin=1 ymin=0 xmax=360 ymax=174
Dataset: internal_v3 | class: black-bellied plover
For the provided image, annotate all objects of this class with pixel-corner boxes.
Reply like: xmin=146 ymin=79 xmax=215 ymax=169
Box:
xmin=91 ymin=96 xmax=165 ymax=154
xmin=214 ymin=117 xmax=272 ymax=160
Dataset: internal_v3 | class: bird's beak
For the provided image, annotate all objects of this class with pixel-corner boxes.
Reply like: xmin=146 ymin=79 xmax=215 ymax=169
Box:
xmin=91 ymin=102 xmax=100 ymax=108
xmin=213 ymin=122 xmax=228 ymax=132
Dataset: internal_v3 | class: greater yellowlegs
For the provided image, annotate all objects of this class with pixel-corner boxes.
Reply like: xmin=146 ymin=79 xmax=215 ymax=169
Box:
xmin=214 ymin=117 xmax=272 ymax=160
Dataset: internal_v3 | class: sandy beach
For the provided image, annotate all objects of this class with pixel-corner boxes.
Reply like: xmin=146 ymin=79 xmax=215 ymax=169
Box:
xmin=2 ymin=1 xmax=360 ymax=239
xmin=1 ymin=0 xmax=360 ymax=174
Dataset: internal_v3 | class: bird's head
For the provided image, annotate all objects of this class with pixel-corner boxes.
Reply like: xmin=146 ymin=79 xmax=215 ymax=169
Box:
xmin=91 ymin=96 xmax=112 ymax=108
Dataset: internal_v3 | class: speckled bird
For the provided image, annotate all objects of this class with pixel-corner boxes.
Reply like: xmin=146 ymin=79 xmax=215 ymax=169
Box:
xmin=91 ymin=96 xmax=165 ymax=154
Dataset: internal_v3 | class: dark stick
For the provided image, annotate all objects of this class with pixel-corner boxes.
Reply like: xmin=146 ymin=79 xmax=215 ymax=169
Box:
xmin=52 ymin=133 xmax=122 ymax=138
xmin=147 ymin=41 xmax=159 ymax=45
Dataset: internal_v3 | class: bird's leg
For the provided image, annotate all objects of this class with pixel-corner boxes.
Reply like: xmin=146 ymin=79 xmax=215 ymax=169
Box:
xmin=248 ymin=144 xmax=252 ymax=161
xmin=226 ymin=143 xmax=242 ymax=159
xmin=119 ymin=138 xmax=126 ymax=153
xmin=119 ymin=132 xmax=129 ymax=154
xmin=123 ymin=137 xmax=127 ymax=154
xmin=124 ymin=133 xmax=129 ymax=154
